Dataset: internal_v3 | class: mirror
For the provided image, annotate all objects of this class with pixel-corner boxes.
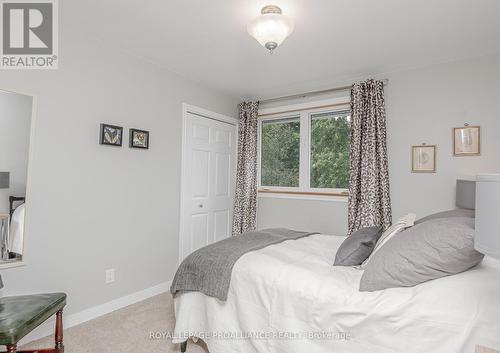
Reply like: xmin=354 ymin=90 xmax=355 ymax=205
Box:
xmin=0 ymin=89 xmax=34 ymax=267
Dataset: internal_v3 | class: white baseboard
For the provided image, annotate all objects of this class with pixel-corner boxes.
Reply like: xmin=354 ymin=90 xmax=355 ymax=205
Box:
xmin=18 ymin=280 xmax=172 ymax=346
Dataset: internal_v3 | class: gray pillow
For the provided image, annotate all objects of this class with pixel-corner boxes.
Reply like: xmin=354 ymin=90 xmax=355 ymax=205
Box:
xmin=334 ymin=226 xmax=383 ymax=266
xmin=359 ymin=217 xmax=484 ymax=292
xmin=415 ymin=208 xmax=475 ymax=225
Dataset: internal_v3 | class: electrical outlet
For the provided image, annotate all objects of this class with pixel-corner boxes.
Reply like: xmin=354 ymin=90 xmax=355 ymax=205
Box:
xmin=105 ymin=269 xmax=115 ymax=284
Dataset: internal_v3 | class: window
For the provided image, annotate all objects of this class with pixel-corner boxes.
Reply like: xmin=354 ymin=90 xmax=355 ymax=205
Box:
xmin=310 ymin=111 xmax=350 ymax=189
xmin=258 ymin=107 xmax=351 ymax=195
xmin=261 ymin=117 xmax=300 ymax=187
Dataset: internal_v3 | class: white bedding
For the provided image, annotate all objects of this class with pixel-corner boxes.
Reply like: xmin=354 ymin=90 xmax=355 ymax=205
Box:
xmin=173 ymin=234 xmax=500 ymax=353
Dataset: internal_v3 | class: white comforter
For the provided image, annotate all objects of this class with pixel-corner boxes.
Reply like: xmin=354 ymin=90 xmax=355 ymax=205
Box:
xmin=173 ymin=234 xmax=500 ymax=353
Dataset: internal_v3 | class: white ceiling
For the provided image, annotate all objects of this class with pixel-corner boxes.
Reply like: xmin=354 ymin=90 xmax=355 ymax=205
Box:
xmin=65 ymin=0 xmax=500 ymax=100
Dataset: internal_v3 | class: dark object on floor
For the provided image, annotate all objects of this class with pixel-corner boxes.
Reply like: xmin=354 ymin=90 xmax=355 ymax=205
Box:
xmin=181 ymin=341 xmax=187 ymax=352
xmin=0 ymin=293 xmax=66 ymax=353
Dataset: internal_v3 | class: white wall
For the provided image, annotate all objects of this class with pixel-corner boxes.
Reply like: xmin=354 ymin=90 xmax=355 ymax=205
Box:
xmin=257 ymin=53 xmax=500 ymax=235
xmin=0 ymin=23 xmax=239 ymax=316
xmin=0 ymin=92 xmax=32 ymax=214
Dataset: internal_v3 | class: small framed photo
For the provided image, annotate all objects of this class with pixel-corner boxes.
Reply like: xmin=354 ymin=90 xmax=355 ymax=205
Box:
xmin=412 ymin=145 xmax=436 ymax=173
xmin=100 ymin=123 xmax=123 ymax=146
xmin=454 ymin=126 xmax=480 ymax=156
xmin=129 ymin=128 xmax=149 ymax=149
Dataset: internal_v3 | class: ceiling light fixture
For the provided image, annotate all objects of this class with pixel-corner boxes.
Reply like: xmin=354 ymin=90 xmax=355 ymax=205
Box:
xmin=247 ymin=5 xmax=294 ymax=53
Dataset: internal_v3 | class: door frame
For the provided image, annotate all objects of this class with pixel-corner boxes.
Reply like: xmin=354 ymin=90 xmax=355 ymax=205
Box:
xmin=178 ymin=103 xmax=239 ymax=264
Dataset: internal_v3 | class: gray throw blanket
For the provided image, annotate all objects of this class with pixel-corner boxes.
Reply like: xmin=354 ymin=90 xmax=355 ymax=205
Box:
xmin=170 ymin=228 xmax=317 ymax=301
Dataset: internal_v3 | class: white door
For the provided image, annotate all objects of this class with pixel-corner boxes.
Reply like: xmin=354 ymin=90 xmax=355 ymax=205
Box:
xmin=180 ymin=110 xmax=237 ymax=261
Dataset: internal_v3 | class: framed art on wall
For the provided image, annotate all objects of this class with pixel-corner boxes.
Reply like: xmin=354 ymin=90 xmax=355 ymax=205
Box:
xmin=412 ymin=145 xmax=436 ymax=173
xmin=129 ymin=128 xmax=149 ymax=149
xmin=454 ymin=125 xmax=480 ymax=156
xmin=100 ymin=123 xmax=123 ymax=146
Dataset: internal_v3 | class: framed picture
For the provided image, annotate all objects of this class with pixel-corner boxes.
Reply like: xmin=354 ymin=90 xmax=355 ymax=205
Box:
xmin=454 ymin=126 xmax=480 ymax=156
xmin=129 ymin=128 xmax=149 ymax=149
xmin=412 ymin=145 xmax=436 ymax=173
xmin=100 ymin=123 xmax=123 ymax=146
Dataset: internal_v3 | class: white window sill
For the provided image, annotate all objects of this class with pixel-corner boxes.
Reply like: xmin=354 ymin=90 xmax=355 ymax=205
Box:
xmin=257 ymin=190 xmax=348 ymax=203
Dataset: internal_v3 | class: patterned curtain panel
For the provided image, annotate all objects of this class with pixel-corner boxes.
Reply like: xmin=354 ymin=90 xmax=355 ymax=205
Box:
xmin=232 ymin=101 xmax=259 ymax=235
xmin=348 ymin=79 xmax=392 ymax=234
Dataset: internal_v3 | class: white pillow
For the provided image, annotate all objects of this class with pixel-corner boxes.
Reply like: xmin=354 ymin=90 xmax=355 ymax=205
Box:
xmin=359 ymin=213 xmax=416 ymax=268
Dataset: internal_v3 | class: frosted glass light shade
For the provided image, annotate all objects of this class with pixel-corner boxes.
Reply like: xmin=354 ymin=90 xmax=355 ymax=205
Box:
xmin=247 ymin=6 xmax=294 ymax=52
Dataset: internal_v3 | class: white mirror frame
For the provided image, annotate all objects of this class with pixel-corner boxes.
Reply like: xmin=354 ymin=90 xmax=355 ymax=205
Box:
xmin=0 ymin=88 xmax=37 ymax=269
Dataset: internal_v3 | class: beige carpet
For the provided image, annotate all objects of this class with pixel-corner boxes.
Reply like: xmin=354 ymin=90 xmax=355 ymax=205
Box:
xmin=22 ymin=293 xmax=209 ymax=353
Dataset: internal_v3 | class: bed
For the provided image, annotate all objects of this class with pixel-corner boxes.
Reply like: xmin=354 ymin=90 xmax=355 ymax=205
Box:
xmin=173 ymin=233 xmax=500 ymax=353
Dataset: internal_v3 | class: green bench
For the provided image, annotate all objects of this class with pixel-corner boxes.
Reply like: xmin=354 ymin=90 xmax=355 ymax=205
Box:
xmin=0 ymin=293 xmax=66 ymax=353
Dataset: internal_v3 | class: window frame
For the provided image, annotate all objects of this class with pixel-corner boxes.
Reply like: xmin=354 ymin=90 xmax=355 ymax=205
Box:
xmin=257 ymin=103 xmax=351 ymax=197
xmin=258 ymin=114 xmax=302 ymax=191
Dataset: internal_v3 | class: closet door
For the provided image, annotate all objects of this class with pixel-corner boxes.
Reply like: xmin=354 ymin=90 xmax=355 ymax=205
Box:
xmin=180 ymin=111 xmax=237 ymax=261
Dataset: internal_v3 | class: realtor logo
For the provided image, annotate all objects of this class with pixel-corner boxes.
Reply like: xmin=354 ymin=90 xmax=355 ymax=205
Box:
xmin=1 ymin=0 xmax=58 ymax=69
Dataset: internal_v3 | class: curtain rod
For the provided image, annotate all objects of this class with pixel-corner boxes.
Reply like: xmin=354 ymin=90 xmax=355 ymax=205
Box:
xmin=259 ymin=78 xmax=389 ymax=105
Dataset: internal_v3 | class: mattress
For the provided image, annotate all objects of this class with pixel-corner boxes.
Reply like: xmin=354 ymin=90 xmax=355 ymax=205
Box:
xmin=173 ymin=234 xmax=500 ymax=353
